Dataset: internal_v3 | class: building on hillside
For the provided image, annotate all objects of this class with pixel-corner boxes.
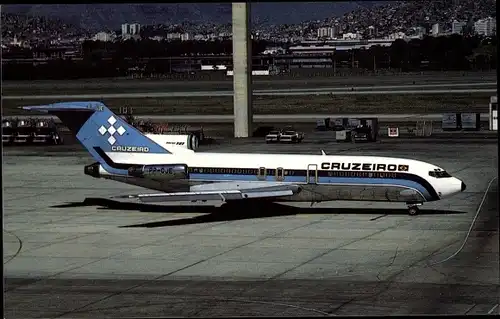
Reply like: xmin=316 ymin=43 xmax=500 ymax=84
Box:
xmin=262 ymin=46 xmax=286 ymax=55
xmin=343 ymin=32 xmax=361 ymax=40
xmin=92 ymin=32 xmax=116 ymax=42
xmin=317 ymin=27 xmax=338 ymax=39
xmin=451 ymin=20 xmax=466 ymax=34
xmin=121 ymin=23 xmax=141 ymax=36
xmin=388 ymin=32 xmax=407 ymax=40
xmin=431 ymin=23 xmax=442 ymax=36
xmin=367 ymin=26 xmax=377 ymax=37
xmin=474 ymin=17 xmax=496 ymax=36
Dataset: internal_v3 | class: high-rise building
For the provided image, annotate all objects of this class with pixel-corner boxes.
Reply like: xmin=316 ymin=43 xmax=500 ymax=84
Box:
xmin=414 ymin=26 xmax=426 ymax=37
xmin=121 ymin=24 xmax=129 ymax=35
xmin=121 ymin=23 xmax=141 ymax=36
xmin=317 ymin=27 xmax=337 ymax=39
xmin=431 ymin=23 xmax=441 ymax=36
xmin=366 ymin=26 xmax=378 ymax=37
xmin=451 ymin=20 xmax=466 ymax=34
xmin=129 ymin=23 xmax=141 ymax=35
xmin=474 ymin=17 xmax=496 ymax=36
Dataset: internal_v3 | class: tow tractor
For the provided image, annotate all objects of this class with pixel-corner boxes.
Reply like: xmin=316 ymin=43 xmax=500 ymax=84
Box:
xmin=2 ymin=120 xmax=15 ymax=145
xmin=14 ymin=120 xmax=33 ymax=144
xmin=351 ymin=125 xmax=372 ymax=142
xmin=32 ymin=120 xmax=64 ymax=145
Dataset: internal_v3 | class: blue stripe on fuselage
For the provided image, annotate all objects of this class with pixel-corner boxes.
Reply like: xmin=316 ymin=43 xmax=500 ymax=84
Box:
xmin=189 ymin=173 xmax=435 ymax=201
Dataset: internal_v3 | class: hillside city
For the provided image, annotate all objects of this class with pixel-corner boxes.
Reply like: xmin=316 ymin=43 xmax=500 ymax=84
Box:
xmin=1 ymin=0 xmax=496 ymax=59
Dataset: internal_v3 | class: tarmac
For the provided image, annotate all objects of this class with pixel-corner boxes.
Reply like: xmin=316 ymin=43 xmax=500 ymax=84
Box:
xmin=3 ymin=139 xmax=499 ymax=317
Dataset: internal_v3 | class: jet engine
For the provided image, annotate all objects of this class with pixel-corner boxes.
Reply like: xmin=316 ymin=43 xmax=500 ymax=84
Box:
xmin=145 ymin=134 xmax=199 ymax=150
xmin=84 ymin=162 xmax=101 ymax=178
xmin=128 ymin=164 xmax=189 ymax=180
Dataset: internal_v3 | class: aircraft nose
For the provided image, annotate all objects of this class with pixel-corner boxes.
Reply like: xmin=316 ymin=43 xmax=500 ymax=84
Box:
xmin=461 ymin=181 xmax=467 ymax=192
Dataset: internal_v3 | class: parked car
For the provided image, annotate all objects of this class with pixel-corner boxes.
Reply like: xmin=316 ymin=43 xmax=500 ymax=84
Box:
xmin=265 ymin=130 xmax=282 ymax=143
xmin=279 ymin=130 xmax=304 ymax=143
xmin=32 ymin=120 xmax=64 ymax=145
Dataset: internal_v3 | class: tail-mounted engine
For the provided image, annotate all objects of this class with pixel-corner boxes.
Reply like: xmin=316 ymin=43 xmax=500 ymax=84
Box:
xmin=84 ymin=162 xmax=101 ymax=178
xmin=145 ymin=134 xmax=199 ymax=150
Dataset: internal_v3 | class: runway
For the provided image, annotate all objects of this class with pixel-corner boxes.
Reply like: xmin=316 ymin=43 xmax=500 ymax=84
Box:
xmin=2 ymin=71 xmax=497 ymax=99
xmin=2 ymin=71 xmax=496 ymax=94
xmin=3 ymin=72 xmax=495 ymax=118
xmin=3 ymin=138 xmax=498 ymax=317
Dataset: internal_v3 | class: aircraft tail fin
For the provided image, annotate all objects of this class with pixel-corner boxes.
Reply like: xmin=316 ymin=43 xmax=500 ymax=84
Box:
xmin=22 ymin=101 xmax=173 ymax=172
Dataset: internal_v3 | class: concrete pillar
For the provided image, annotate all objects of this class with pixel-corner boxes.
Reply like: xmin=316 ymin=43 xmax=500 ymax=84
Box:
xmin=232 ymin=2 xmax=252 ymax=138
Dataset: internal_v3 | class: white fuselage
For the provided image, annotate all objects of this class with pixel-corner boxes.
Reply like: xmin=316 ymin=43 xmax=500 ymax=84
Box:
xmin=96 ymin=150 xmax=464 ymax=204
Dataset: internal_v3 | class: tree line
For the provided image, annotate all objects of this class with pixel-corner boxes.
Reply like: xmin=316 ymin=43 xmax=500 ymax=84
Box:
xmin=2 ymin=34 xmax=496 ymax=80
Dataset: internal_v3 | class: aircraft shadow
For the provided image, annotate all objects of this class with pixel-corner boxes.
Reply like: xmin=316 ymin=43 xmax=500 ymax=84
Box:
xmin=51 ymin=198 xmax=467 ymax=228
xmin=51 ymin=197 xmax=212 ymax=213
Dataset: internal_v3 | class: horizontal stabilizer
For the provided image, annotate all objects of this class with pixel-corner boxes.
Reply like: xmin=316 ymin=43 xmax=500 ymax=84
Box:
xmin=22 ymin=102 xmax=102 ymax=113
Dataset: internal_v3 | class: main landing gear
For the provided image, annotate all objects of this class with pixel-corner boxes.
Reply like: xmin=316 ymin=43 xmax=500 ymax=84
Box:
xmin=407 ymin=203 xmax=422 ymax=216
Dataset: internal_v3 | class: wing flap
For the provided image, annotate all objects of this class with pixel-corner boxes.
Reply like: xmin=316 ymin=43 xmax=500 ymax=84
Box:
xmin=114 ymin=185 xmax=299 ymax=203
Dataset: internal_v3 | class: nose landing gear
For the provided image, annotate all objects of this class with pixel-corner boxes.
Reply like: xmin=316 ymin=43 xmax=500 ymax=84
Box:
xmin=407 ymin=203 xmax=422 ymax=216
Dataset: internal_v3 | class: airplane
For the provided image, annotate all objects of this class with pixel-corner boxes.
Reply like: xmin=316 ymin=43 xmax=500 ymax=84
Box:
xmin=23 ymin=101 xmax=467 ymax=216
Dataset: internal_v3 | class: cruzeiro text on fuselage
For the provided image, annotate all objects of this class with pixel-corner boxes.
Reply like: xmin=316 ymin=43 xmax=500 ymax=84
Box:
xmin=321 ymin=162 xmax=409 ymax=172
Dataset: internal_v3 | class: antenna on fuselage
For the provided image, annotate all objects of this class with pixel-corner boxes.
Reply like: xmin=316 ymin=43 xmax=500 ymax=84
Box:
xmin=321 ymin=150 xmax=326 ymax=156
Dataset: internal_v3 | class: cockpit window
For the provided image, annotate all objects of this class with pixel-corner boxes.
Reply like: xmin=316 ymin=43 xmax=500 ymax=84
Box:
xmin=429 ymin=170 xmax=452 ymax=178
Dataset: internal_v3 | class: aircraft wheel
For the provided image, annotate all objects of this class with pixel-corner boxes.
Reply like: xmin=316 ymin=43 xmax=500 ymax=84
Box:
xmin=408 ymin=206 xmax=420 ymax=216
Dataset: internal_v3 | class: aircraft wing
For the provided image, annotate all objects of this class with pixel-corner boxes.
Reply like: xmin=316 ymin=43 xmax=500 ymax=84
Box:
xmin=114 ymin=184 xmax=301 ymax=203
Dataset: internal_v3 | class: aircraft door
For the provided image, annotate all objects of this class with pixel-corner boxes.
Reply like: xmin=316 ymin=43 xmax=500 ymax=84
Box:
xmin=276 ymin=167 xmax=284 ymax=181
xmin=257 ymin=167 xmax=266 ymax=181
xmin=306 ymin=164 xmax=318 ymax=184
